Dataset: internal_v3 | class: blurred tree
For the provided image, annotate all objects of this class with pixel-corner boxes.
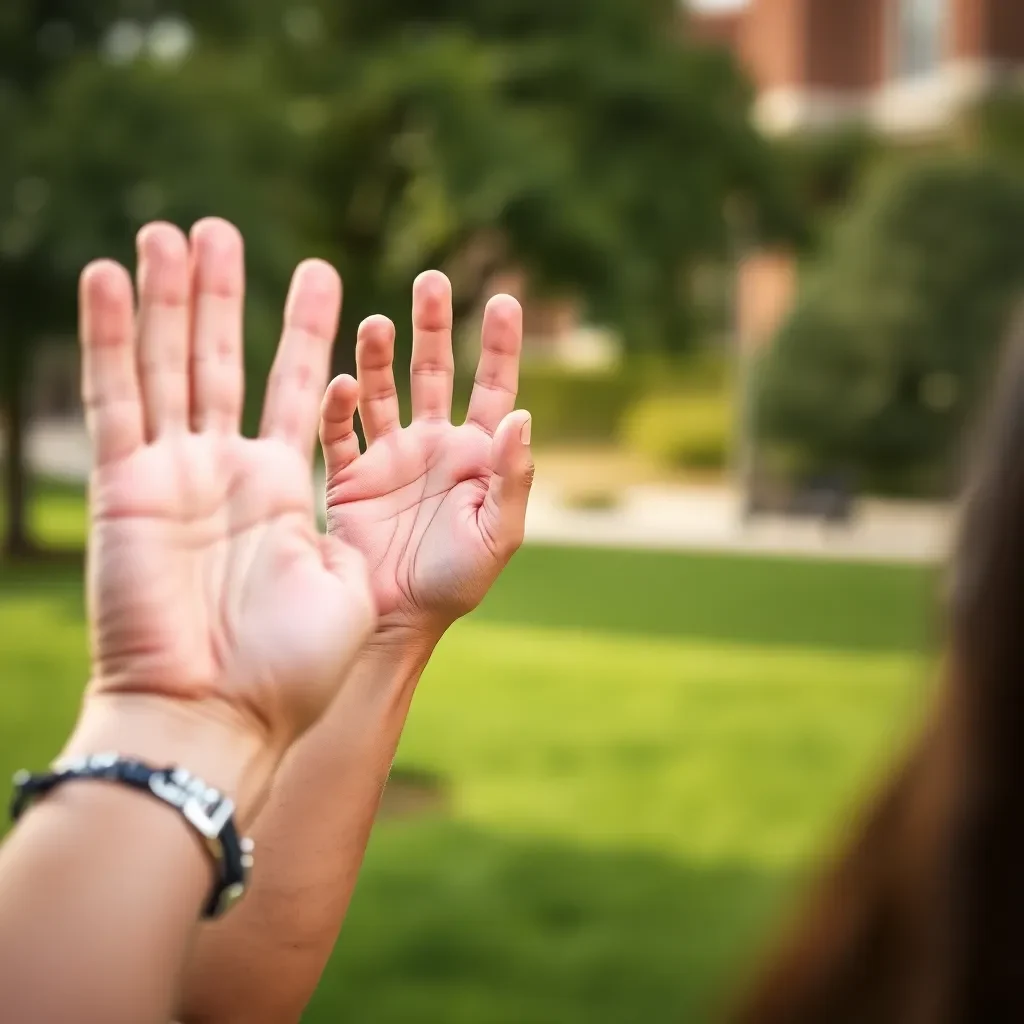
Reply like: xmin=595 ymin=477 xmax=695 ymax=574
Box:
xmin=968 ymin=91 xmax=1024 ymax=175
xmin=260 ymin=0 xmax=804 ymax=360
xmin=758 ymin=159 xmax=1024 ymax=496
xmin=0 ymin=2 xmax=299 ymax=555
xmin=777 ymin=125 xmax=884 ymax=225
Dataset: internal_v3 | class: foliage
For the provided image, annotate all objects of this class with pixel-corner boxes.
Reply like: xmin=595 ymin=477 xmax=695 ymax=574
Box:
xmin=622 ymin=390 xmax=732 ymax=471
xmin=966 ymin=90 xmax=1024 ymax=174
xmin=271 ymin=0 xmax=804 ymax=359
xmin=497 ymin=368 xmax=643 ymax=445
xmin=1 ymin=3 xmax=307 ymax=551
xmin=758 ymin=157 xmax=1024 ymax=496
xmin=457 ymin=350 xmax=732 ymax=448
xmin=777 ymin=125 xmax=884 ymax=222
xmin=2 ymin=6 xmax=300 ymax=335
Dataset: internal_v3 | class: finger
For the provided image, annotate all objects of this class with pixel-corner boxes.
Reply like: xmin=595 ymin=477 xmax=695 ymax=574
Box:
xmin=136 ymin=222 xmax=191 ymax=438
xmin=479 ymin=410 xmax=534 ymax=560
xmin=410 ymin=270 xmax=454 ymax=422
xmin=79 ymin=260 xmax=144 ymax=467
xmin=320 ymin=374 xmax=361 ymax=482
xmin=189 ymin=218 xmax=245 ymax=433
xmin=355 ymin=315 xmax=400 ymax=443
xmin=260 ymin=259 xmax=342 ymax=455
xmin=465 ymin=294 xmax=522 ymax=436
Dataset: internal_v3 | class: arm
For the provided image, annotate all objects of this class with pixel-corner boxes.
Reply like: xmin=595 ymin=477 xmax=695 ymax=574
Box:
xmin=180 ymin=271 xmax=534 ymax=1022
xmin=0 ymin=702 xmax=259 ymax=1024
xmin=182 ymin=642 xmax=429 ymax=1024
xmin=0 ymin=218 xmax=375 ymax=1024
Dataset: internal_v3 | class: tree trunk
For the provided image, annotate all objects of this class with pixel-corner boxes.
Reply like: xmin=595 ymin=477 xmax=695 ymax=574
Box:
xmin=1 ymin=340 xmax=34 ymax=558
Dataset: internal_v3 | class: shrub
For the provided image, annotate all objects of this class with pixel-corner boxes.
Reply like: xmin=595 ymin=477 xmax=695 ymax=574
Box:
xmin=520 ymin=369 xmax=644 ymax=445
xmin=452 ymin=349 xmax=731 ymax=447
xmin=778 ymin=124 xmax=883 ymax=215
xmin=451 ymin=367 xmax=641 ymax=444
xmin=758 ymin=158 xmax=1024 ymax=496
xmin=621 ymin=391 xmax=732 ymax=471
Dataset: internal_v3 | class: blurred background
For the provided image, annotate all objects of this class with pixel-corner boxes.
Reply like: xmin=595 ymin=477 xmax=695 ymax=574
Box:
xmin=2 ymin=0 xmax=1023 ymax=1019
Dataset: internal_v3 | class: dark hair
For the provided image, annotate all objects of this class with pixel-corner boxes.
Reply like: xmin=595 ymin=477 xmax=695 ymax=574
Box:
xmin=730 ymin=309 xmax=1024 ymax=1024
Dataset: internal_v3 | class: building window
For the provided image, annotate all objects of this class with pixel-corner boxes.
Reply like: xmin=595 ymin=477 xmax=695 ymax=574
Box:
xmin=893 ymin=0 xmax=947 ymax=79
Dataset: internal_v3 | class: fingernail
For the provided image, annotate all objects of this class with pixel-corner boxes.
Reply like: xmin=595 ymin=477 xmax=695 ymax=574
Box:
xmin=520 ymin=415 xmax=532 ymax=445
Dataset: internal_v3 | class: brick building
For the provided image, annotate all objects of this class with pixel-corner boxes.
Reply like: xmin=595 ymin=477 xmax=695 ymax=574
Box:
xmin=692 ymin=0 xmax=1024 ymax=137
xmin=689 ymin=0 xmax=1024 ymax=352
xmin=527 ymin=1 xmax=1024 ymax=362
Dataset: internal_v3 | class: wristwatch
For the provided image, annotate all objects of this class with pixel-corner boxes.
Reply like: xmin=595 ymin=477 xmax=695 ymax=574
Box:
xmin=11 ymin=753 xmax=255 ymax=918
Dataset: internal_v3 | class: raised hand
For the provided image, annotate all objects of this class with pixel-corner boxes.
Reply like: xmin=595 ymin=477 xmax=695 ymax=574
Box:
xmin=320 ymin=271 xmax=533 ymax=643
xmin=78 ymin=219 xmax=374 ymax=811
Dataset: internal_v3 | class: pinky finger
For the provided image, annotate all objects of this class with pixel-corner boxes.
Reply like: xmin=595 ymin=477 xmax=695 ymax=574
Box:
xmin=320 ymin=374 xmax=361 ymax=483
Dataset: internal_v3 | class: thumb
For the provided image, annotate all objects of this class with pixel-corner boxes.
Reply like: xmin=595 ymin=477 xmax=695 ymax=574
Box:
xmin=480 ymin=410 xmax=534 ymax=560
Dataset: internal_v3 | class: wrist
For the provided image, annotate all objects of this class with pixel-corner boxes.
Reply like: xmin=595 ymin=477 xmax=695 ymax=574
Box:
xmin=369 ymin=615 xmax=445 ymax=663
xmin=62 ymin=693 xmax=278 ymax=828
xmin=362 ymin=626 xmax=437 ymax=686
xmin=329 ymin=628 xmax=437 ymax=720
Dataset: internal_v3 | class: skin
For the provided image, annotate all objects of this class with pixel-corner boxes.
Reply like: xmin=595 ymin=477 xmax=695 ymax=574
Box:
xmin=80 ymin=219 xmax=376 ymax=793
xmin=0 ymin=218 xmax=376 ymax=1024
xmin=181 ymin=268 xmax=534 ymax=1023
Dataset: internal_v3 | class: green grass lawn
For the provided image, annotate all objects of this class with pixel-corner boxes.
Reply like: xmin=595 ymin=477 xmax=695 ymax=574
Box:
xmin=0 ymin=489 xmax=936 ymax=1022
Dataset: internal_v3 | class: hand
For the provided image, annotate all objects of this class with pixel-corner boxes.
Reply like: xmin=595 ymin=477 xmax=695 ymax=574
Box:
xmin=320 ymin=271 xmax=534 ymax=646
xmin=76 ymin=219 xmax=375 ymax=808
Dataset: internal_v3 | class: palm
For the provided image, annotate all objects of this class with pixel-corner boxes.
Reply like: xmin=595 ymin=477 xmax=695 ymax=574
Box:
xmin=320 ymin=273 xmax=533 ymax=637
xmin=326 ymin=421 xmax=496 ymax=620
xmin=79 ymin=220 xmax=373 ymax=747
xmin=91 ymin=435 xmax=359 ymax=731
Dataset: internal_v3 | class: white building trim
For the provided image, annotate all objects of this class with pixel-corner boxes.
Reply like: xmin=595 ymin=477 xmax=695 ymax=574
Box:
xmin=754 ymin=60 xmax=1024 ymax=137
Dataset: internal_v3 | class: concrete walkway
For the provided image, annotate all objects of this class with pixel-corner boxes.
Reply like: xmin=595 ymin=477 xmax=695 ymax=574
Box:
xmin=25 ymin=419 xmax=92 ymax=483
xmin=23 ymin=419 xmax=952 ymax=565
xmin=524 ymin=486 xmax=950 ymax=564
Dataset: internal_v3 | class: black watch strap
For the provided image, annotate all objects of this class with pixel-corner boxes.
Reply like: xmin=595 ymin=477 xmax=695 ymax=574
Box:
xmin=10 ymin=754 xmax=254 ymax=919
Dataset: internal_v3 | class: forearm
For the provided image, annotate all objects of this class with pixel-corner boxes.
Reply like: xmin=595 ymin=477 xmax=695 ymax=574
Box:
xmin=180 ymin=639 xmax=432 ymax=1024
xmin=0 ymin=697 xmax=264 ymax=1024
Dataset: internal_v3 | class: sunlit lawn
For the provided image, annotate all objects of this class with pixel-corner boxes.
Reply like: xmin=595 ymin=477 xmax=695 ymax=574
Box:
xmin=0 ymin=485 xmax=936 ymax=1022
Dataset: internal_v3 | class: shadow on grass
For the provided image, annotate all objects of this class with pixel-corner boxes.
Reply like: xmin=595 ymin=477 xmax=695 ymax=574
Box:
xmin=1 ymin=546 xmax=84 ymax=567
xmin=0 ymin=557 xmax=86 ymax=620
xmin=310 ymin=820 xmax=793 ymax=1024
xmin=474 ymin=546 xmax=938 ymax=655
